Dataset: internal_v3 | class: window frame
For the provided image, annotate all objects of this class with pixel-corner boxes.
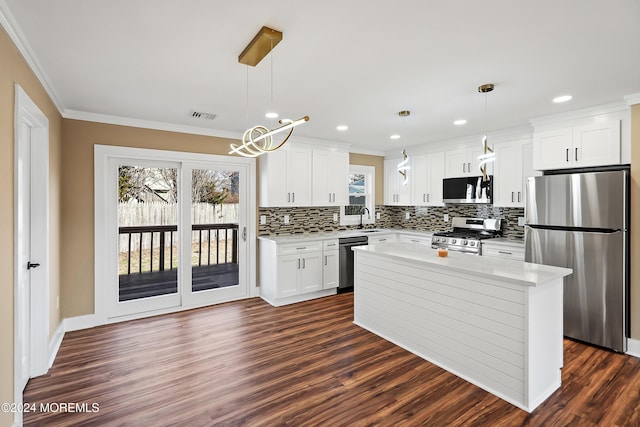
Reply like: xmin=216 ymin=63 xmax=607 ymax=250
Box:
xmin=340 ymin=164 xmax=375 ymax=226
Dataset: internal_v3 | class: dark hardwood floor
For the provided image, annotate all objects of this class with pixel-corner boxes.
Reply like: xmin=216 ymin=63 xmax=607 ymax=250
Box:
xmin=23 ymin=293 xmax=640 ymax=426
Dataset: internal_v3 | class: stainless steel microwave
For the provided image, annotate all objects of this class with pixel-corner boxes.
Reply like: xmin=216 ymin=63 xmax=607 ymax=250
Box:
xmin=442 ymin=175 xmax=493 ymax=204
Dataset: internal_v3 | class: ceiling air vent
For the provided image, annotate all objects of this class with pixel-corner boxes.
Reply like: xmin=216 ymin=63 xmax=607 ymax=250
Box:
xmin=191 ymin=111 xmax=217 ymax=120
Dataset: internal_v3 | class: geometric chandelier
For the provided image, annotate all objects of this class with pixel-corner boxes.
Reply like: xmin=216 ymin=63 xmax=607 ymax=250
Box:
xmin=229 ymin=26 xmax=309 ymax=158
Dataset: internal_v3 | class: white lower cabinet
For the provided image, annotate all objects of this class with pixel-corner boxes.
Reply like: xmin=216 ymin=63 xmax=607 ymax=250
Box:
xmin=323 ymin=239 xmax=339 ymax=290
xmin=398 ymin=233 xmax=433 ymax=246
xmin=482 ymin=241 xmax=524 ymax=261
xmin=259 ymin=238 xmax=338 ymax=306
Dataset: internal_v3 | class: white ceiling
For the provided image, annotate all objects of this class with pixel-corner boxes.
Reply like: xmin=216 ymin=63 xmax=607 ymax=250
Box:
xmin=2 ymin=0 xmax=640 ymax=154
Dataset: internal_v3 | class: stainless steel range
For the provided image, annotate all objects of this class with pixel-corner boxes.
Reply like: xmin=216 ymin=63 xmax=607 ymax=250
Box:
xmin=431 ymin=217 xmax=502 ymax=254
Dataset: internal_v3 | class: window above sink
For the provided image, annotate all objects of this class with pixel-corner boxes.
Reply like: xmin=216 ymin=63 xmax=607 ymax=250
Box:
xmin=340 ymin=165 xmax=375 ymax=227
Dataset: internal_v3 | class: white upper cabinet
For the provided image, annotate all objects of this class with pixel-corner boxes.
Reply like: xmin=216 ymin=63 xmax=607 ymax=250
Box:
xmin=445 ymin=146 xmax=493 ymax=178
xmin=260 ymin=143 xmax=350 ymax=207
xmin=312 ymin=149 xmax=349 ymax=206
xmin=384 ymin=158 xmax=411 ymax=205
xmin=259 ymin=142 xmax=312 ymax=207
xmin=411 ymin=152 xmax=445 ymax=206
xmin=533 ymin=119 xmax=621 ymax=170
xmin=493 ymin=140 xmax=539 ymax=208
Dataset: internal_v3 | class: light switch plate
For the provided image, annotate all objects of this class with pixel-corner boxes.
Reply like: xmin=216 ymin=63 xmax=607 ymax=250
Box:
xmin=260 ymin=215 xmax=266 ymax=225
xmin=444 ymin=214 xmax=449 ymax=222
xmin=283 ymin=214 xmax=290 ymax=224
xmin=405 ymin=212 xmax=410 ymax=219
xmin=518 ymin=216 xmax=526 ymax=226
xmin=333 ymin=213 xmax=338 ymax=222
xmin=376 ymin=212 xmax=381 ymax=220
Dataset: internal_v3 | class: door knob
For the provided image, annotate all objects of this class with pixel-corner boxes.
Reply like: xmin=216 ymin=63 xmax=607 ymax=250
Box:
xmin=27 ymin=262 xmax=40 ymax=270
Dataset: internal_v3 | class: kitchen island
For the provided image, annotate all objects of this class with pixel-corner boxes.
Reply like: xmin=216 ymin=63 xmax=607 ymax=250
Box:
xmin=352 ymin=242 xmax=572 ymax=413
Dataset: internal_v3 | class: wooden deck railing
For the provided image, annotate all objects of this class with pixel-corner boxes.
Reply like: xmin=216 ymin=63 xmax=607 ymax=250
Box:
xmin=119 ymin=223 xmax=238 ymax=275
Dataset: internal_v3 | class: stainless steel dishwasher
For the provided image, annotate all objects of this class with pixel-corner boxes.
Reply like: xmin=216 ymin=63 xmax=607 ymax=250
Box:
xmin=338 ymin=236 xmax=368 ymax=292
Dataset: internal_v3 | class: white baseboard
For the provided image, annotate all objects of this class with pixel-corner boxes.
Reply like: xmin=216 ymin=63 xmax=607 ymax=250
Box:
xmin=48 ymin=321 xmax=65 ymax=369
xmin=64 ymin=313 xmax=100 ymax=332
xmin=626 ymin=338 xmax=640 ymax=358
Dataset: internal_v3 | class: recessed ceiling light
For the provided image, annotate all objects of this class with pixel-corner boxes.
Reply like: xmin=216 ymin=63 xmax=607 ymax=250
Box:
xmin=454 ymin=119 xmax=467 ymax=126
xmin=552 ymin=95 xmax=573 ymax=103
xmin=390 ymin=134 xmax=401 ymax=140
xmin=265 ymin=112 xmax=279 ymax=119
xmin=336 ymin=125 xmax=348 ymax=131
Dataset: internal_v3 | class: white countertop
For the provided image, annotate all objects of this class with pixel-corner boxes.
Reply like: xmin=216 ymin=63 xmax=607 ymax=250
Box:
xmin=258 ymin=229 xmax=433 ymax=243
xmin=353 ymin=242 xmax=571 ymax=287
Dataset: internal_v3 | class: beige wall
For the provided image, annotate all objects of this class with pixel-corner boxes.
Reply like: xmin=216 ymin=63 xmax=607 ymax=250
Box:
xmin=0 ymin=26 xmax=63 ymax=426
xmin=349 ymin=153 xmax=385 ymax=205
xmin=631 ymin=105 xmax=640 ymax=339
xmin=61 ymin=120 xmax=242 ymax=318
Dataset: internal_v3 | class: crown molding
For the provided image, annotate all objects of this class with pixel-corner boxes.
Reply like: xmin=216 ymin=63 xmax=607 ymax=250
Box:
xmin=625 ymin=93 xmax=640 ymax=106
xmin=347 ymin=146 xmax=386 ymax=156
xmin=529 ymin=100 xmax=629 ymax=128
xmin=0 ymin=0 xmax=65 ymax=113
xmin=63 ymin=109 xmax=244 ymax=140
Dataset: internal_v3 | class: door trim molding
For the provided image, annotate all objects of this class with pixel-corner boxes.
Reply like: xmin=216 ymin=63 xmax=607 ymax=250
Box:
xmin=13 ymin=84 xmax=50 ymax=427
xmin=94 ymin=145 xmax=257 ymax=324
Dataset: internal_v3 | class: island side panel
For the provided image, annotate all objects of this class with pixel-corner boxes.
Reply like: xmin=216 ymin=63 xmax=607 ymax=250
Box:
xmin=525 ymin=278 xmax=563 ymax=410
xmin=353 ymin=250 xmax=529 ymax=410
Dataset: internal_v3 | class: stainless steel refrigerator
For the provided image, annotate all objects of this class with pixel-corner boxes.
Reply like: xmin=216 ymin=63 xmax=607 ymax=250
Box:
xmin=525 ymin=170 xmax=628 ymax=352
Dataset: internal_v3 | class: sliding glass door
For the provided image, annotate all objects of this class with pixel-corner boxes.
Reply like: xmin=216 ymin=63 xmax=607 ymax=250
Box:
xmin=101 ymin=151 xmax=251 ymax=320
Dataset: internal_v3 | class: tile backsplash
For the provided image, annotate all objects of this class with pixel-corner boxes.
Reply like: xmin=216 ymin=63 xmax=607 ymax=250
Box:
xmin=259 ymin=204 xmax=525 ymax=239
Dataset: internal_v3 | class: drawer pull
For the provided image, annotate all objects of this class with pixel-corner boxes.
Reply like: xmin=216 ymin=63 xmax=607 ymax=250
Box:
xmin=296 ymin=247 xmax=306 ymax=250
xmin=326 ymin=243 xmax=336 ymax=247
xmin=498 ymin=251 xmax=513 ymax=255
xmin=411 ymin=239 xmax=420 ymax=243
xmin=378 ymin=238 xmax=387 ymax=242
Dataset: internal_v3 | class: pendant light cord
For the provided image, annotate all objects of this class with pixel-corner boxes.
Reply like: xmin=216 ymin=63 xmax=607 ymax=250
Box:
xmin=245 ymin=65 xmax=249 ymax=129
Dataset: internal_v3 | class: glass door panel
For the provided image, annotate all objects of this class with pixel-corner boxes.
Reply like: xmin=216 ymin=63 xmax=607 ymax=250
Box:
xmin=190 ymin=168 xmax=240 ymax=293
xmin=112 ymin=162 xmax=181 ymax=317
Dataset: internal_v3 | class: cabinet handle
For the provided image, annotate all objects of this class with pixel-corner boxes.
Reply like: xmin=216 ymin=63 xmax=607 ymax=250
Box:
xmin=511 ymin=191 xmax=515 ymax=202
xmin=498 ymin=251 xmax=513 ymax=255
xmin=411 ymin=239 xmax=420 ymax=243
xmin=325 ymin=255 xmax=327 ymax=266
xmin=468 ymin=162 xmax=471 ymax=172
xmin=423 ymin=194 xmax=425 ymax=203
xmin=297 ymin=259 xmax=300 ymax=269
xmin=296 ymin=247 xmax=306 ymax=250
xmin=288 ymin=192 xmax=291 ymax=202
xmin=292 ymin=192 xmax=295 ymax=203
xmin=329 ymin=193 xmax=332 ymax=203
xmin=427 ymin=193 xmax=430 ymax=202
xmin=379 ymin=238 xmax=387 ymax=242
xmin=566 ymin=148 xmax=569 ymax=162
xmin=517 ymin=191 xmax=521 ymax=202
xmin=575 ymin=147 xmax=578 ymax=162
xmin=327 ymin=243 xmax=336 ymax=247
xmin=333 ymin=193 xmax=336 ymax=203
xmin=302 ymin=258 xmax=306 ymax=268
xmin=463 ymin=163 xmax=466 ymax=173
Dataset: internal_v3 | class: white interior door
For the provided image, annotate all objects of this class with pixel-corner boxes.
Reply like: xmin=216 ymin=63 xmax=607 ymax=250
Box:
xmin=16 ymin=122 xmax=32 ymax=392
xmin=14 ymin=84 xmax=51 ymax=427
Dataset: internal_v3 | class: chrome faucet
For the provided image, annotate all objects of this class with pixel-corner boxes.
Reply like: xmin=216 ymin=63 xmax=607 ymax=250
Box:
xmin=359 ymin=207 xmax=370 ymax=229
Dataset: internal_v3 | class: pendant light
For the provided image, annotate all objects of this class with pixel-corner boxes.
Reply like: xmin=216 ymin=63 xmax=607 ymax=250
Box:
xmin=397 ymin=110 xmax=411 ymax=185
xmin=229 ymin=26 xmax=309 ymax=158
xmin=477 ymin=84 xmax=495 ymax=182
